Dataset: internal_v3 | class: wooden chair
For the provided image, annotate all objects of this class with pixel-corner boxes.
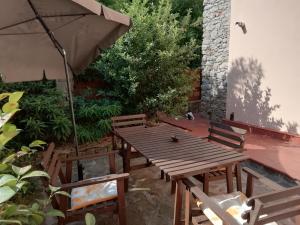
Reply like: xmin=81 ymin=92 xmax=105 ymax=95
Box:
xmin=195 ymin=122 xmax=247 ymax=194
xmin=184 ymin=167 xmax=300 ymax=225
xmin=207 ymin=121 xmax=247 ymax=151
xmin=111 ymin=114 xmax=150 ymax=172
xmin=41 ymin=143 xmax=129 ymax=225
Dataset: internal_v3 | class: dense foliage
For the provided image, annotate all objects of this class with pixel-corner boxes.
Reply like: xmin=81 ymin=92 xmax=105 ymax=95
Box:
xmin=74 ymin=96 xmax=122 ymax=144
xmin=94 ymin=0 xmax=200 ymax=115
xmin=0 ymin=92 xmax=67 ymax=225
xmin=0 ymin=81 xmax=72 ymax=146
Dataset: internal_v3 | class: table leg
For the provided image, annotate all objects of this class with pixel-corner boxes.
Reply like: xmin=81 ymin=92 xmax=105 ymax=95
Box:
xmin=226 ymin=164 xmax=234 ymax=193
xmin=184 ymin=188 xmax=191 ymax=225
xmin=173 ymin=180 xmax=183 ymax=225
xmin=124 ymin=143 xmax=131 ymax=192
xmin=236 ymin=163 xmax=242 ymax=192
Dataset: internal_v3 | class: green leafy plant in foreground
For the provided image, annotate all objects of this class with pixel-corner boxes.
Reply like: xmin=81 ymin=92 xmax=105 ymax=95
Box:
xmin=0 ymin=92 xmax=69 ymax=225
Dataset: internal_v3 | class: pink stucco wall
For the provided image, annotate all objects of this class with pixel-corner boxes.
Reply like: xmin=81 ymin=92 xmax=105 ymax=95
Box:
xmin=226 ymin=0 xmax=300 ymax=134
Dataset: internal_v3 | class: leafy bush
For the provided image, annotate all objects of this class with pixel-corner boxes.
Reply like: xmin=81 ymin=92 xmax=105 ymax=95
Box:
xmin=74 ymin=97 xmax=122 ymax=144
xmin=0 ymin=81 xmax=72 ymax=145
xmin=94 ymin=0 xmax=199 ymax=115
xmin=0 ymin=92 xmax=68 ymax=225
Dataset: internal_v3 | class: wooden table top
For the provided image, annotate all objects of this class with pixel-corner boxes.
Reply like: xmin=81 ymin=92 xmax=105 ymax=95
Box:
xmin=116 ymin=123 xmax=248 ymax=179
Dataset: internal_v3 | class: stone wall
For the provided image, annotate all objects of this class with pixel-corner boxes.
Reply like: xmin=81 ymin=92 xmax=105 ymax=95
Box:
xmin=201 ymin=0 xmax=231 ymax=121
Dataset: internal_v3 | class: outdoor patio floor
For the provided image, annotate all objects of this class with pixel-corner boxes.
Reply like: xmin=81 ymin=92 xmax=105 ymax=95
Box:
xmin=46 ymin=155 xmax=298 ymax=225
xmin=159 ymin=114 xmax=300 ymax=181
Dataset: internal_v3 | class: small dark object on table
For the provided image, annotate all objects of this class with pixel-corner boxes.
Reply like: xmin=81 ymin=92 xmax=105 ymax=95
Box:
xmin=171 ymin=135 xmax=179 ymax=142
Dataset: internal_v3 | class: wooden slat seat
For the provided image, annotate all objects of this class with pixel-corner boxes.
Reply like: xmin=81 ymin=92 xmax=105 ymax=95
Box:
xmin=41 ymin=143 xmax=128 ymax=225
xmin=185 ymin=169 xmax=300 ymax=225
xmin=195 ymin=121 xmax=247 ymax=194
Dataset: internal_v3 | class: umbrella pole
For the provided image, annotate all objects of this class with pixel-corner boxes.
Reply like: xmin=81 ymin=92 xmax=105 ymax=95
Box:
xmin=27 ymin=0 xmax=84 ymax=180
xmin=62 ymin=50 xmax=84 ymax=181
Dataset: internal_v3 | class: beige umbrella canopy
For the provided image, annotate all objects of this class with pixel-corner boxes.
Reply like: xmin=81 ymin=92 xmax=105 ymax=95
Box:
xmin=0 ymin=0 xmax=131 ymax=82
xmin=0 ymin=0 xmax=131 ymax=180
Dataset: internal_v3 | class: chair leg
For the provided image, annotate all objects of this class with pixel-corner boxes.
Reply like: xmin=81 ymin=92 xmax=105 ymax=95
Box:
xmin=236 ymin=163 xmax=242 ymax=192
xmin=112 ymin=134 xmax=117 ymax=149
xmin=171 ymin=180 xmax=176 ymax=194
xmin=203 ymin=173 xmax=209 ymax=194
xmin=226 ymin=165 xmax=234 ymax=193
xmin=166 ymin=174 xmax=171 ymax=182
xmin=57 ymin=218 xmax=65 ymax=225
xmin=117 ymin=179 xmax=127 ymax=225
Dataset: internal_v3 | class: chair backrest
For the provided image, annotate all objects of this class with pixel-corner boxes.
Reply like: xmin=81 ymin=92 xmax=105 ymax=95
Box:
xmin=111 ymin=114 xmax=146 ymax=130
xmin=185 ymin=177 xmax=300 ymax=225
xmin=208 ymin=121 xmax=247 ymax=150
xmin=41 ymin=143 xmax=69 ymax=211
xmin=243 ymin=185 xmax=300 ymax=225
xmin=41 ymin=142 xmax=67 ymax=186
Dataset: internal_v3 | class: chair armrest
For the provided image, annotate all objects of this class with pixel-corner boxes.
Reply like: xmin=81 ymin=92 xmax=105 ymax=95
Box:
xmin=61 ymin=173 xmax=129 ymax=190
xmin=184 ymin=177 xmax=241 ymax=225
xmin=243 ymin=167 xmax=284 ymax=197
xmin=63 ymin=150 xmax=119 ymax=162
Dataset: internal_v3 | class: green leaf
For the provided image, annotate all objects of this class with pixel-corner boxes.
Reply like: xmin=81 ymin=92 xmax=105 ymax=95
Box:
xmin=0 ymin=163 xmax=8 ymax=172
xmin=0 ymin=174 xmax=17 ymax=187
xmin=53 ymin=191 xmax=71 ymax=198
xmin=0 ymin=186 xmax=16 ymax=203
xmin=0 ymin=219 xmax=22 ymax=224
xmin=21 ymin=171 xmax=49 ymax=180
xmin=12 ymin=165 xmax=32 ymax=176
xmin=85 ymin=213 xmax=96 ymax=225
xmin=4 ymin=204 xmax=17 ymax=217
xmin=46 ymin=209 xmax=65 ymax=218
xmin=29 ymin=140 xmax=46 ymax=148
xmin=2 ymin=153 xmax=16 ymax=164
xmin=49 ymin=185 xmax=61 ymax=193
xmin=9 ymin=92 xmax=23 ymax=103
xmin=2 ymin=102 xmax=19 ymax=113
xmin=21 ymin=146 xmax=31 ymax=152
xmin=0 ymin=93 xmax=10 ymax=101
xmin=16 ymin=181 xmax=27 ymax=190
xmin=31 ymin=203 xmax=40 ymax=211
xmin=31 ymin=214 xmax=44 ymax=225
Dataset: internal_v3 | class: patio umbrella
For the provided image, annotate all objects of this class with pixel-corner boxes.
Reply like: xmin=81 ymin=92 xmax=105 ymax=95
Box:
xmin=0 ymin=0 xmax=131 ymax=180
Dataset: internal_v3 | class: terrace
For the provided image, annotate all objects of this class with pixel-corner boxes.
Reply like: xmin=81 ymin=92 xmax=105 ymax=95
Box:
xmin=1 ymin=0 xmax=300 ymax=225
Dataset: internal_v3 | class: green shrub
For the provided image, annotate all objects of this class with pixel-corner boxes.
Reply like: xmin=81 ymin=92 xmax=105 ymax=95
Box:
xmin=93 ymin=0 xmax=199 ymax=115
xmin=0 ymin=92 xmax=68 ymax=225
xmin=0 ymin=81 xmax=72 ymax=145
xmin=74 ymin=97 xmax=122 ymax=144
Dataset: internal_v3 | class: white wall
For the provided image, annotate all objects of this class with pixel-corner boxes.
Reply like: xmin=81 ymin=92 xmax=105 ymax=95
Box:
xmin=226 ymin=0 xmax=300 ymax=134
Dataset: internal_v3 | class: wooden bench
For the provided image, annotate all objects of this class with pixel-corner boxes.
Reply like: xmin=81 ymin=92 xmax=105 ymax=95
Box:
xmin=111 ymin=114 xmax=151 ymax=172
xmin=184 ymin=167 xmax=300 ymax=225
xmin=41 ymin=143 xmax=129 ymax=225
xmin=195 ymin=122 xmax=247 ymax=194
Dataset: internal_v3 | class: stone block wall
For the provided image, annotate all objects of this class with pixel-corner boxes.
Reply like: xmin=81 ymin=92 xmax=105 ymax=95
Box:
xmin=201 ymin=0 xmax=231 ymax=121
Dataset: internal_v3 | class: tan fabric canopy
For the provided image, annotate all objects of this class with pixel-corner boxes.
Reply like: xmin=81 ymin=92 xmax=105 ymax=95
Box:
xmin=0 ymin=0 xmax=131 ymax=83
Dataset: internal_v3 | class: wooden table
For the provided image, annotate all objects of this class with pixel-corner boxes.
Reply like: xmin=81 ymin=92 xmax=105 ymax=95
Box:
xmin=115 ymin=123 xmax=248 ymax=225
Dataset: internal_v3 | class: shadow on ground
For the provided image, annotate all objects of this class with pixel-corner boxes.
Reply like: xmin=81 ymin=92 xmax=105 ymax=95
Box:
xmin=45 ymin=153 xmax=298 ymax=225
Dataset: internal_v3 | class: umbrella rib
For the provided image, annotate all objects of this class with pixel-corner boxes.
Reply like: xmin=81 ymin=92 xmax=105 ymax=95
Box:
xmin=0 ymin=18 xmax=36 ymax=32
xmin=52 ymin=15 xmax=86 ymax=32
xmin=42 ymin=13 xmax=94 ymax=18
